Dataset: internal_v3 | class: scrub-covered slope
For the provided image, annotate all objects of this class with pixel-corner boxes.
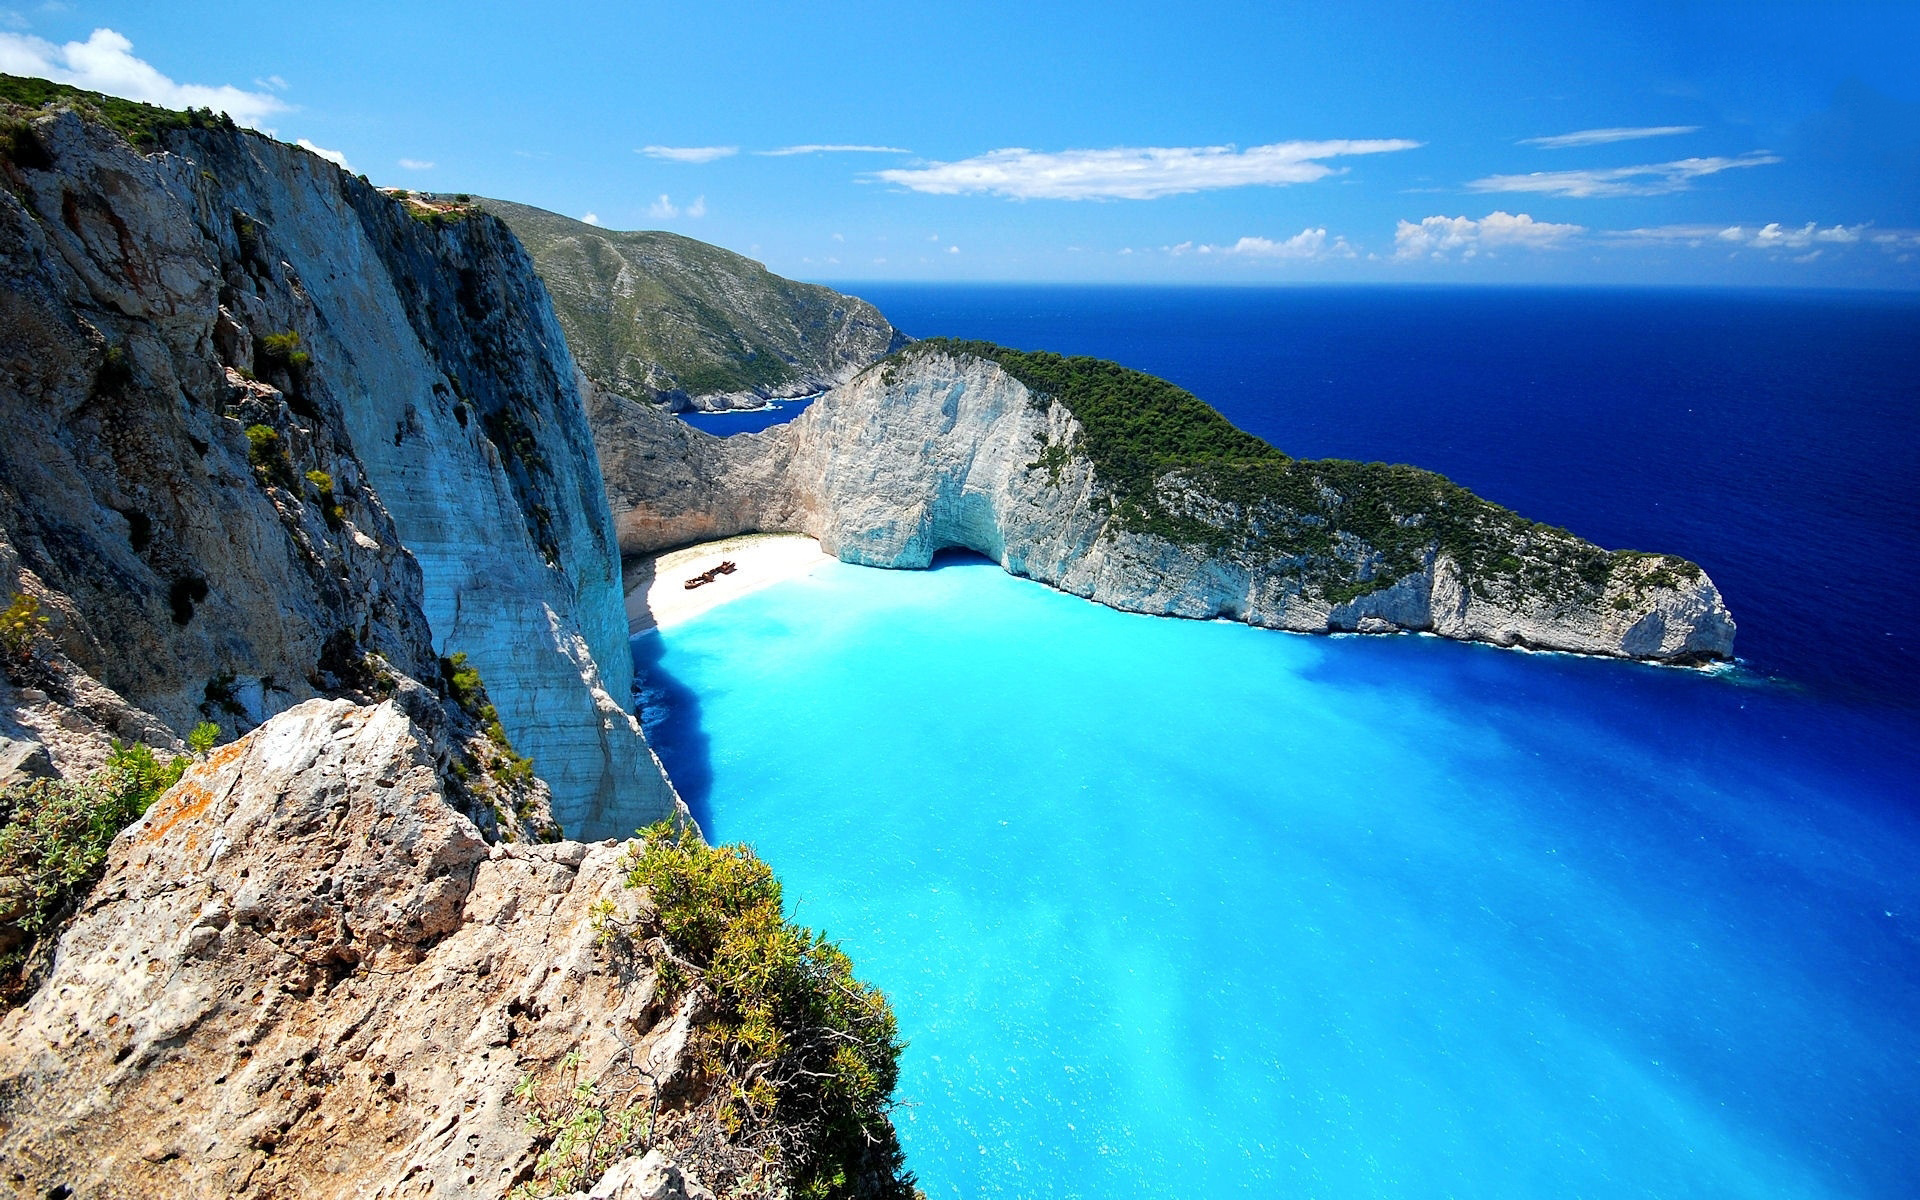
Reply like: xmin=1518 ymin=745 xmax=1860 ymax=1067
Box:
xmin=481 ymin=197 xmax=906 ymax=410
xmin=606 ymin=341 xmax=1735 ymax=663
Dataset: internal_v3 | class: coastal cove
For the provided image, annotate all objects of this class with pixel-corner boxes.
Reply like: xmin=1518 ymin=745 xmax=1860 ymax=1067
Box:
xmin=638 ymin=553 xmax=1920 ymax=1199
xmin=629 ymin=284 xmax=1920 ymax=1197
xmin=845 ymin=285 xmax=1920 ymax=713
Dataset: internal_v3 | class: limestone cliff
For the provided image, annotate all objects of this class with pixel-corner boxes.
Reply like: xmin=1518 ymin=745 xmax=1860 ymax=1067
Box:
xmin=0 ymin=84 xmax=915 ymax=1200
xmin=0 ymin=90 xmax=675 ymax=835
xmin=606 ymin=344 xmax=1735 ymax=664
xmin=480 ymin=198 xmax=906 ymax=411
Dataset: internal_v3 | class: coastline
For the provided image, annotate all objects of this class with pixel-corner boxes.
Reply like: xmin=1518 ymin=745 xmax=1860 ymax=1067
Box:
xmin=624 ymin=532 xmax=834 ymax=633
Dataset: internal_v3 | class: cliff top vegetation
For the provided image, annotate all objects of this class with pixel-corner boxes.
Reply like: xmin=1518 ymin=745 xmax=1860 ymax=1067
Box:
xmin=902 ymin=339 xmax=1701 ymax=608
xmin=0 ymin=72 xmax=234 ymax=151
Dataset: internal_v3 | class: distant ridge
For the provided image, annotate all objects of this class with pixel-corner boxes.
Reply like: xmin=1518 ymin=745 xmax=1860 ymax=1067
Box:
xmin=478 ymin=198 xmax=906 ymax=410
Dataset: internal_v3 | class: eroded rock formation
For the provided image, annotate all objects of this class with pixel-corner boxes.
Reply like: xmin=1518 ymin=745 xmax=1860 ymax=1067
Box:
xmin=601 ymin=347 xmax=1735 ymax=663
xmin=0 ymin=700 xmax=632 ymax=1195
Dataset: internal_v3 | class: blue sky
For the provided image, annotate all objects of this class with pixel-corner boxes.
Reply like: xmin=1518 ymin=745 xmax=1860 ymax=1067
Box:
xmin=4 ymin=1 xmax=1917 ymax=286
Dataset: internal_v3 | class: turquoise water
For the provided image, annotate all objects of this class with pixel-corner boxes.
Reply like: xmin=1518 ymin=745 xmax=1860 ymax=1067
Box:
xmin=637 ymin=556 xmax=1920 ymax=1199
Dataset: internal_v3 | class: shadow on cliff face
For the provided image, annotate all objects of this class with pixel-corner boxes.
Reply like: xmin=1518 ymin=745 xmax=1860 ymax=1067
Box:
xmin=631 ymin=629 xmax=716 ymax=834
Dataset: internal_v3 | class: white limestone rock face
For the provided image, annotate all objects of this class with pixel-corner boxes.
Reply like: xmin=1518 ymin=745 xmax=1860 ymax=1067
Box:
xmin=0 ymin=699 xmax=704 ymax=1200
xmin=0 ymin=111 xmax=676 ymax=834
xmin=604 ymin=349 xmax=1734 ymax=664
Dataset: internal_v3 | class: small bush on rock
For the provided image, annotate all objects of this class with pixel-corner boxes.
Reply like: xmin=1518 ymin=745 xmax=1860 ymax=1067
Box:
xmin=244 ymin=424 xmax=296 ymax=488
xmin=614 ymin=822 xmax=916 ymax=1200
xmin=1 ymin=738 xmax=194 ymax=1001
xmin=0 ymin=592 xmax=49 ymax=666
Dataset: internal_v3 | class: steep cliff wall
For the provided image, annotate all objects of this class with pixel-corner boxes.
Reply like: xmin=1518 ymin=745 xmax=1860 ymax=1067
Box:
xmin=609 ymin=346 xmax=1735 ymax=664
xmin=481 ymin=198 xmax=906 ymax=411
xmin=0 ymin=87 xmax=915 ymax=1200
xmin=0 ymin=100 xmax=674 ymax=835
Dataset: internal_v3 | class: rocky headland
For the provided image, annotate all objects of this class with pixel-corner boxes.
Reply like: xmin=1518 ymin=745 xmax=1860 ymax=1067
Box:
xmin=595 ymin=342 xmax=1735 ymax=664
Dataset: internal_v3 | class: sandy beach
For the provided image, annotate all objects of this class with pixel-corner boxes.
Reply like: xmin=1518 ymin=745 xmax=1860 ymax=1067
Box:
xmin=624 ymin=533 xmax=835 ymax=634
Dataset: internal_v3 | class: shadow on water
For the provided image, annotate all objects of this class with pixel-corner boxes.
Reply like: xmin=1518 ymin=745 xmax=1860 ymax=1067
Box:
xmin=623 ymin=551 xmax=718 ymax=834
xmin=631 ymin=626 xmax=717 ymax=834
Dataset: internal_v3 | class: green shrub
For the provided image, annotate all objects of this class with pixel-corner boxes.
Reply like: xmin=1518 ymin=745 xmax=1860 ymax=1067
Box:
xmin=616 ymin=822 xmax=914 ymax=1200
xmin=93 ymin=344 xmax=134 ymax=398
xmin=187 ymin=722 xmax=220 ymax=756
xmin=244 ymin=423 xmax=295 ymax=488
xmin=258 ymin=330 xmax=308 ymax=372
xmin=1 ymin=738 xmax=192 ymax=998
xmin=0 ymin=592 xmax=49 ymax=662
xmin=305 ymin=469 xmax=345 ymax=528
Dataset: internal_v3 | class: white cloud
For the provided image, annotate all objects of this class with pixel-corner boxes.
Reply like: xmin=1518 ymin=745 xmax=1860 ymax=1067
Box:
xmin=1732 ymin=221 xmax=1866 ymax=250
xmin=685 ymin=195 xmax=706 ymax=218
xmin=253 ymin=74 xmax=289 ymax=92
xmin=582 ymin=212 xmax=600 ymax=226
xmin=638 ymin=145 xmax=737 ymax=163
xmin=1519 ymin=125 xmax=1700 ymax=149
xmin=648 ymin=194 xmax=678 ymax=219
xmin=876 ymin=138 xmax=1422 ymax=200
xmin=759 ymin=144 xmax=909 ymax=156
xmin=1187 ymin=228 xmax=1356 ymax=259
xmin=1394 ymin=211 xmax=1585 ymax=259
xmin=831 ymin=232 xmax=845 ymax=241
xmin=1 ymin=11 xmax=31 ymax=31
xmin=1467 ymin=152 xmax=1779 ymax=198
xmin=0 ymin=27 xmax=287 ymax=127
xmin=947 ymin=245 xmax=960 ymax=254
xmin=294 ymin=138 xmax=351 ymax=171
xmin=397 ymin=157 xmax=435 ymax=171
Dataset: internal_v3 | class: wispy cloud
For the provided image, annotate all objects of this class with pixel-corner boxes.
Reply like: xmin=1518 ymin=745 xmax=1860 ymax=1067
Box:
xmin=397 ymin=157 xmax=435 ymax=171
xmin=876 ymin=139 xmax=1421 ymax=200
xmin=1607 ymin=222 xmax=1870 ymax=250
xmin=294 ymin=138 xmax=351 ymax=172
xmin=759 ymin=143 xmax=910 ymax=156
xmin=1519 ymin=125 xmax=1700 ymax=149
xmin=638 ymin=145 xmax=737 ymax=163
xmin=1467 ymin=152 xmax=1779 ymax=198
xmin=582 ymin=212 xmax=600 ymax=226
xmin=1174 ymin=229 xmax=1355 ymax=260
xmin=0 ymin=27 xmax=287 ymax=127
xmin=1395 ymin=211 xmax=1585 ymax=259
xmin=647 ymin=194 xmax=706 ymax=219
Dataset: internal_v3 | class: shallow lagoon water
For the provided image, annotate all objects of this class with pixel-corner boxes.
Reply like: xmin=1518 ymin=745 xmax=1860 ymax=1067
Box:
xmin=638 ymin=556 xmax=1920 ymax=1199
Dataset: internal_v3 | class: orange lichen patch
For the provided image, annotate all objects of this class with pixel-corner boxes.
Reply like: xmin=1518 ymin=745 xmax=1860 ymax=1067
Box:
xmin=206 ymin=740 xmax=248 ymax=772
xmin=136 ymin=777 xmax=216 ymax=846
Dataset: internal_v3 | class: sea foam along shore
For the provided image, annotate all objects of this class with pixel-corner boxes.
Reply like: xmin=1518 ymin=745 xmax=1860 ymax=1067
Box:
xmin=626 ymin=532 xmax=835 ymax=633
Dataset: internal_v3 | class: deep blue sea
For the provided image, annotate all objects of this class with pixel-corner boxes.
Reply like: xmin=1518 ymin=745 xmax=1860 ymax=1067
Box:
xmin=645 ymin=287 xmax=1920 ymax=1198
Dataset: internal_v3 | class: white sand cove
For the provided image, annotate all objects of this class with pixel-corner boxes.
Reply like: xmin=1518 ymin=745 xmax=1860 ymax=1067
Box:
xmin=625 ymin=533 xmax=835 ymax=633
